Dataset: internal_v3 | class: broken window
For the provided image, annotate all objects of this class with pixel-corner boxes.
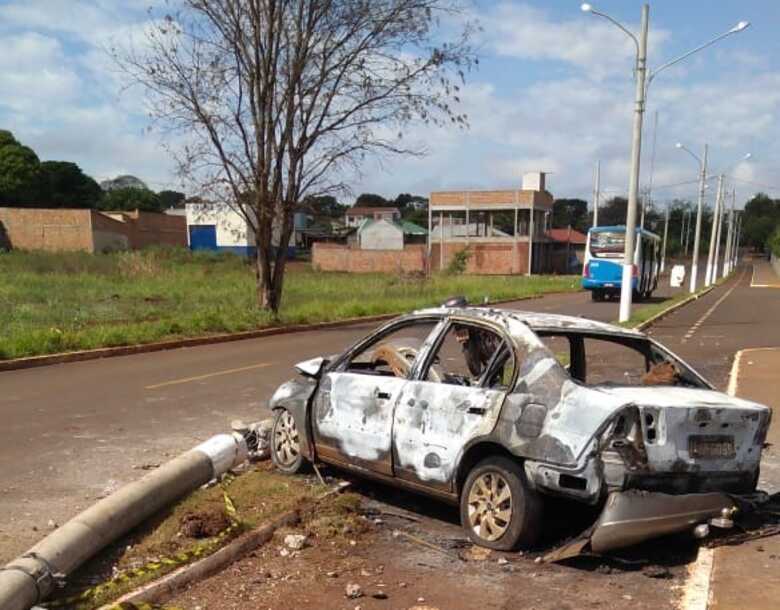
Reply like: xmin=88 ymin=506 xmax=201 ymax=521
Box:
xmin=344 ymin=320 xmax=439 ymax=378
xmin=583 ymin=337 xmax=649 ymax=386
xmin=424 ymin=323 xmax=512 ymax=388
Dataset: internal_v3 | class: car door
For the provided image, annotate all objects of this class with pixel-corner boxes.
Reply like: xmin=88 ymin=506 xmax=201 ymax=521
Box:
xmin=392 ymin=320 xmax=514 ymax=490
xmin=311 ymin=317 xmax=443 ymax=476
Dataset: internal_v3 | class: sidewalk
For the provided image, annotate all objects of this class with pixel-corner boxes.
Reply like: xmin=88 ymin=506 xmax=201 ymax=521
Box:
xmin=749 ymin=259 xmax=780 ymax=288
xmin=709 ymin=348 xmax=780 ymax=609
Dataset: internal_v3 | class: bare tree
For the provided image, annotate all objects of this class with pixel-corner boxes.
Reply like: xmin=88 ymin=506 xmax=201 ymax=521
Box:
xmin=115 ymin=0 xmax=476 ymax=312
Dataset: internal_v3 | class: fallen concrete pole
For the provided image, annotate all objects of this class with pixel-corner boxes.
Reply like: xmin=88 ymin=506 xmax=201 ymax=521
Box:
xmin=0 ymin=433 xmax=247 ymax=610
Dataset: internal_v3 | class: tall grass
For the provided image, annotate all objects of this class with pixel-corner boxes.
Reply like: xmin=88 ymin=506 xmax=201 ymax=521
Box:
xmin=0 ymin=248 xmax=580 ymax=359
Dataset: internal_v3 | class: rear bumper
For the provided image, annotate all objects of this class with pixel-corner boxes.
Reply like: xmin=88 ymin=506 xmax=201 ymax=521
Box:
xmin=545 ymin=490 xmax=736 ymax=561
xmin=582 ymin=278 xmax=637 ymax=290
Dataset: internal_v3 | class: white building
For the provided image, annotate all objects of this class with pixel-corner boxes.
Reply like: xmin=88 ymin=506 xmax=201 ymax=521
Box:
xmin=345 ymin=206 xmax=401 ymax=228
xmin=355 ymin=218 xmax=427 ymax=250
xmin=185 ymin=202 xmax=299 ymax=256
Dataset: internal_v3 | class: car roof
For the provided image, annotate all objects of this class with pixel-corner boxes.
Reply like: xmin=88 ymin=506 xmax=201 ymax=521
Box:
xmin=414 ymin=306 xmax=645 ymax=338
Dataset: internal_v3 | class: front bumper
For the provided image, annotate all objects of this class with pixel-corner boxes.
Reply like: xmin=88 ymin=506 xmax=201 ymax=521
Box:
xmin=545 ymin=490 xmax=736 ymax=562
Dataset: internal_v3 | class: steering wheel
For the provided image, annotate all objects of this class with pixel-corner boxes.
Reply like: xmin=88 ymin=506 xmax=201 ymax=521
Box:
xmin=371 ymin=343 xmax=441 ymax=382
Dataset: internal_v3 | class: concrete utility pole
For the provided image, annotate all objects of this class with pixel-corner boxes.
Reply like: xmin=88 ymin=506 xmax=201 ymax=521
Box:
xmin=613 ymin=3 xmax=650 ymax=322
xmin=592 ymin=160 xmax=601 ymax=227
xmin=723 ymin=188 xmax=736 ymax=277
xmin=705 ymin=174 xmax=724 ymax=287
xmin=581 ymin=3 xmax=749 ymax=315
xmin=661 ymin=203 xmax=669 ymax=272
xmin=734 ymin=211 xmax=743 ymax=268
xmin=677 ymin=143 xmax=708 ymax=293
xmin=713 ymin=181 xmax=726 ymax=280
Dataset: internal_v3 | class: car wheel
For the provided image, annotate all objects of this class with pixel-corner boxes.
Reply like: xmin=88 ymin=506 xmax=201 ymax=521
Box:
xmin=591 ymin=290 xmax=603 ymax=302
xmin=270 ymin=409 xmax=305 ymax=474
xmin=460 ymin=456 xmax=542 ymax=551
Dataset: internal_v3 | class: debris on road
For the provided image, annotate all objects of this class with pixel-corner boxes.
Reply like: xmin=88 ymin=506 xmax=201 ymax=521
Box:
xmin=345 ymin=583 xmax=363 ymax=599
xmin=284 ymin=533 xmax=308 ymax=550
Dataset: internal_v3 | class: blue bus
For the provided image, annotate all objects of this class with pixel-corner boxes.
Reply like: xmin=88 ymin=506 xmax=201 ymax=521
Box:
xmin=582 ymin=226 xmax=661 ymax=302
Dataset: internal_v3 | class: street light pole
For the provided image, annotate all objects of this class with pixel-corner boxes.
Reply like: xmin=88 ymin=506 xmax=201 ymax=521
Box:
xmin=592 ymin=160 xmax=601 ymax=227
xmin=705 ymin=174 xmax=724 ymax=286
xmin=723 ymin=188 xmax=735 ymax=277
xmin=713 ymin=180 xmax=726 ymax=279
xmin=616 ymin=3 xmax=649 ymax=322
xmin=661 ymin=202 xmax=669 ymax=272
xmin=677 ymin=143 xmax=708 ymax=293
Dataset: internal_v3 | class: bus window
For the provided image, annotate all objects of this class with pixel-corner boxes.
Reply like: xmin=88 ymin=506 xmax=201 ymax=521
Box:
xmin=589 ymin=231 xmax=625 ymax=259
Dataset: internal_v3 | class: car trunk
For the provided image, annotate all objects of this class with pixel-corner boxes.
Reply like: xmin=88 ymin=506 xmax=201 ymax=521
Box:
xmin=596 ymin=386 xmax=770 ymax=482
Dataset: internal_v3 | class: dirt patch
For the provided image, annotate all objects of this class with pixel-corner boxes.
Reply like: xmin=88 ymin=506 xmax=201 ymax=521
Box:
xmin=180 ymin=509 xmax=231 ymax=539
xmin=45 ymin=463 xmax=328 ymax=609
xmin=169 ymin=478 xmax=693 ymax=610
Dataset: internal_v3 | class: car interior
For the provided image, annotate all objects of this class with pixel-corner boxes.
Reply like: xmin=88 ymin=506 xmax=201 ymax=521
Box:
xmin=538 ymin=331 xmax=707 ymax=388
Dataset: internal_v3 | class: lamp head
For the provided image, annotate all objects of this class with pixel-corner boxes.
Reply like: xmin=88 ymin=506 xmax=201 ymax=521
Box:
xmin=675 ymin=142 xmax=683 ymax=149
xmin=581 ymin=3 xmax=593 ymax=12
xmin=730 ymin=21 xmax=750 ymax=33
xmin=743 ymin=153 xmax=752 ymax=160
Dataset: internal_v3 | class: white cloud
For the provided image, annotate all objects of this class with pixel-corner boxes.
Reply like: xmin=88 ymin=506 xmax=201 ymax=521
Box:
xmin=476 ymin=3 xmax=670 ymax=80
xmin=0 ymin=33 xmax=82 ymax=113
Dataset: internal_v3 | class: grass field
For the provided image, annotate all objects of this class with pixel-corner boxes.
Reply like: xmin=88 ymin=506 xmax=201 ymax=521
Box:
xmin=0 ymin=248 xmax=581 ymax=360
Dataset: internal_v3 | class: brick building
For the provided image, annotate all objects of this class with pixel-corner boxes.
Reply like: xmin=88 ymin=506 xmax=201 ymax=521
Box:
xmin=427 ymin=172 xmax=554 ymax=275
xmin=0 ymin=207 xmax=186 ymax=253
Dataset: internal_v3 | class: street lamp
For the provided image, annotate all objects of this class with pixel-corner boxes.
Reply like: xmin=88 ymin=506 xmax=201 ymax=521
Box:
xmin=582 ymin=3 xmax=750 ymax=321
xmin=676 ymin=142 xmax=708 ymax=293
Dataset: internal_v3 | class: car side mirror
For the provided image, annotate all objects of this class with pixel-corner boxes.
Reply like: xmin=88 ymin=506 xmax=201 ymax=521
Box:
xmin=295 ymin=356 xmax=328 ymax=378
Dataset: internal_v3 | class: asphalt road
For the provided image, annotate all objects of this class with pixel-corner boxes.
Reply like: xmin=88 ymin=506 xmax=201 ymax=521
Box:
xmin=0 ymin=278 xmax=686 ymax=562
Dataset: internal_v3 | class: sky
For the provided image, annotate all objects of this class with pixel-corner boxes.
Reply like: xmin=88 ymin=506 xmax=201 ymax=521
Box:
xmin=1 ymin=0 xmax=779 ymax=207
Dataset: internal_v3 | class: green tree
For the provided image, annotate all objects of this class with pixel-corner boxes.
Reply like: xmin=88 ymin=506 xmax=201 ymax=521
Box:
xmin=552 ymin=198 xmax=588 ymax=232
xmin=0 ymin=130 xmax=41 ymax=205
xmin=741 ymin=193 xmax=780 ymax=251
xmin=158 ymin=190 xmax=186 ymax=209
xmin=356 ymin=193 xmax=391 ymax=207
xmin=39 ymin=161 xmax=102 ymax=208
xmin=99 ymin=187 xmax=163 ymax=212
xmin=303 ymin=194 xmax=346 ymax=218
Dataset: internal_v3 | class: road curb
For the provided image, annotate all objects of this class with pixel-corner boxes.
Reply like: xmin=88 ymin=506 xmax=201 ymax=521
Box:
xmin=634 ymin=284 xmax=717 ymax=331
xmin=95 ymin=482 xmax=350 ymax=609
xmin=0 ymin=293 xmax=563 ymax=373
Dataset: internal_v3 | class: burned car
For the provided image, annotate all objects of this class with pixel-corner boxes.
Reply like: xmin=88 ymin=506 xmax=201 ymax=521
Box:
xmin=268 ymin=306 xmax=771 ymax=553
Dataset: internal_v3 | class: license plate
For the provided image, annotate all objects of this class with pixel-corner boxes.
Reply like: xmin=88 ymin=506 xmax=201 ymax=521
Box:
xmin=689 ymin=435 xmax=736 ymax=459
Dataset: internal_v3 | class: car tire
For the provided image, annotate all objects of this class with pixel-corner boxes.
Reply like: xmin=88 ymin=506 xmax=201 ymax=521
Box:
xmin=591 ymin=290 xmax=604 ymax=302
xmin=270 ymin=408 xmax=306 ymax=474
xmin=460 ymin=456 xmax=542 ymax=551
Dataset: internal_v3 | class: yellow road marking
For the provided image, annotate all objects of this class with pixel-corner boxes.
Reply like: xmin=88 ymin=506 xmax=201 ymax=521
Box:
xmin=145 ymin=362 xmax=272 ymax=390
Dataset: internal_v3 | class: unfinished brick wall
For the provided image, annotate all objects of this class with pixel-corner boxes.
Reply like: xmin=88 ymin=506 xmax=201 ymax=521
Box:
xmin=93 ymin=211 xmax=187 ymax=249
xmin=431 ymin=242 xmax=529 ymax=275
xmin=313 ymin=242 xmax=427 ymax=273
xmin=122 ymin=210 xmax=187 ymax=248
xmin=0 ymin=208 xmax=95 ymax=252
xmin=0 ymin=207 xmax=187 ymax=252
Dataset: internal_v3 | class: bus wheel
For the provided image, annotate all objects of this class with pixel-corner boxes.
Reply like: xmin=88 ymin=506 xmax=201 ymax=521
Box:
xmin=591 ymin=290 xmax=604 ymax=302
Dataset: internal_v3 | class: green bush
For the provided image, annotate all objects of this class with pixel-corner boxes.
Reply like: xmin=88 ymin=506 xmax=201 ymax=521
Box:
xmin=446 ymin=247 xmax=472 ymax=275
xmin=769 ymin=226 xmax=780 ymax=258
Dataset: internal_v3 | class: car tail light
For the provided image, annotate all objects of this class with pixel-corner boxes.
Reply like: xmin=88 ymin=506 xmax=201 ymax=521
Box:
xmin=632 ymin=264 xmax=638 ymax=278
xmin=583 ymin=262 xmax=590 ymax=278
